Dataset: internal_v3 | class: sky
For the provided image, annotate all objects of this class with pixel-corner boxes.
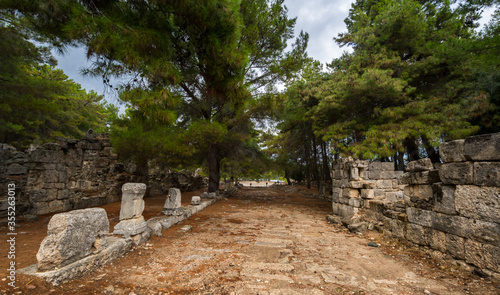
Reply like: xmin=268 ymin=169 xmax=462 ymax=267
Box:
xmin=53 ymin=0 xmax=494 ymax=104
xmin=53 ymin=0 xmax=356 ymax=104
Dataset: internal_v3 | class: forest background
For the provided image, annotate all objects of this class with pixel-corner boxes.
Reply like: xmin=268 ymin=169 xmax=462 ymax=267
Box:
xmin=1 ymin=0 xmax=498 ymax=191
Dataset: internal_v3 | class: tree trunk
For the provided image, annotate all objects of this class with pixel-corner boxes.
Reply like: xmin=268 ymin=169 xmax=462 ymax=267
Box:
xmin=311 ymin=132 xmax=320 ymax=189
xmin=395 ymin=151 xmax=405 ymax=171
xmin=404 ymin=138 xmax=420 ymax=162
xmin=208 ymin=144 xmax=220 ymax=192
xmin=422 ymin=137 xmax=440 ymax=163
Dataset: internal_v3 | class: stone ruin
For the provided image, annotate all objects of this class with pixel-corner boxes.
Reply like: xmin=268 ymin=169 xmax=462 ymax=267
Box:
xmin=327 ymin=132 xmax=500 ymax=279
xmin=113 ymin=183 xmax=150 ymax=245
xmin=0 ymin=131 xmax=206 ymax=220
xmin=161 ymin=188 xmax=184 ymax=216
xmin=19 ymin=182 xmax=239 ymax=285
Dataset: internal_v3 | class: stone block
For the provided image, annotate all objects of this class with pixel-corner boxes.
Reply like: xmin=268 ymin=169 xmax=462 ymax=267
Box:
xmin=331 ymin=187 xmax=342 ymax=202
xmin=361 ymin=189 xmax=374 ymax=199
xmin=386 ymin=191 xmax=403 ymax=202
xmin=483 ymin=244 xmax=500 ymax=273
xmin=439 ymin=162 xmax=473 ymax=185
xmin=162 ymin=188 xmax=182 ymax=215
xmin=191 ymin=196 xmax=201 ymax=205
xmin=367 ymin=170 xmax=381 ymax=180
xmin=201 ymin=192 xmax=208 ymax=198
xmin=404 ymin=185 xmax=433 ymax=209
xmin=439 ymin=139 xmax=466 ymax=163
xmin=407 ymin=207 xmax=434 ymax=227
xmin=465 ymin=239 xmax=485 ymax=269
xmin=350 ymin=167 xmax=359 ymax=181
xmin=376 ymin=180 xmax=393 ymax=189
xmin=208 ymin=192 xmax=216 ymax=199
xmin=446 ymin=234 xmax=466 ymax=260
xmin=474 ymin=162 xmax=500 ymax=186
xmin=381 ymin=162 xmax=394 ymax=171
xmin=380 ymin=171 xmax=397 ymax=179
xmin=36 ymin=208 xmax=109 ymax=271
xmin=432 ymin=213 xmax=471 ymax=238
xmin=119 ymin=183 xmax=146 ymax=220
xmin=29 ymin=188 xmax=55 ymax=203
xmin=470 ymin=220 xmax=500 ymax=246
xmin=431 ymin=183 xmax=457 ymax=215
xmin=430 ymin=229 xmax=447 ymax=253
xmin=6 ymin=163 xmax=28 ymax=175
xmin=409 ymin=170 xmax=441 ymax=185
xmin=406 ymin=158 xmax=434 ymax=172
xmin=348 ymin=181 xmax=364 ymax=188
xmin=463 ymin=133 xmax=500 ymax=161
xmin=342 ymin=188 xmax=359 ymax=199
xmin=348 ymin=198 xmax=361 ymax=208
xmin=407 ymin=224 xmax=432 ymax=246
xmin=369 ymin=162 xmax=382 ymax=171
xmin=455 ymin=185 xmax=500 ymax=223
xmin=383 ymin=217 xmax=406 ymax=239
xmin=113 ymin=216 xmax=147 ymax=237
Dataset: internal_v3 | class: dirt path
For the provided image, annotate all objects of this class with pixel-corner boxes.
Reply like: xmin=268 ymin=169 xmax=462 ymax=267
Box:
xmin=2 ymin=187 xmax=499 ymax=294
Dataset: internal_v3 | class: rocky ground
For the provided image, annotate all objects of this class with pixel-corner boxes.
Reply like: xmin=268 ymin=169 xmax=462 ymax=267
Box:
xmin=1 ymin=186 xmax=499 ymax=294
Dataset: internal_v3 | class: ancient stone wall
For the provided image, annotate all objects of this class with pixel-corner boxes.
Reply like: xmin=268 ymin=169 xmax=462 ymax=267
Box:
xmin=329 ymin=132 xmax=500 ymax=278
xmin=0 ymin=131 xmax=205 ymax=219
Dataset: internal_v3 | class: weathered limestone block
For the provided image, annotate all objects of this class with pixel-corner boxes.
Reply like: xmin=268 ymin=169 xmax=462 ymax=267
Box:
xmin=470 ymin=220 xmax=500 ymax=246
xmin=350 ymin=167 xmax=359 ymax=181
xmin=36 ymin=208 xmax=109 ymax=271
xmin=473 ymin=162 xmax=500 ymax=186
xmin=119 ymin=183 xmax=146 ymax=220
xmin=431 ymin=183 xmax=457 ymax=215
xmin=376 ymin=179 xmax=393 ymax=189
xmin=342 ymin=188 xmax=359 ymax=199
xmin=361 ymin=189 xmax=374 ymax=199
xmin=368 ymin=162 xmax=381 ymax=171
xmin=430 ymin=229 xmax=447 ymax=253
xmin=439 ymin=139 xmax=466 ymax=163
xmin=200 ymin=192 xmax=208 ymax=198
xmin=407 ymin=207 xmax=434 ymax=228
xmin=6 ymin=163 xmax=28 ymax=175
xmin=386 ymin=191 xmax=404 ymax=203
xmin=381 ymin=162 xmax=394 ymax=171
xmin=463 ymin=132 xmax=500 ymax=161
xmin=407 ymin=223 xmax=432 ymax=246
xmin=404 ymin=185 xmax=433 ymax=209
xmin=348 ymin=181 xmax=364 ymax=188
xmin=382 ymin=216 xmax=406 ymax=239
xmin=406 ymin=158 xmax=434 ymax=172
xmin=400 ymin=171 xmax=441 ymax=185
xmin=113 ymin=216 xmax=147 ymax=236
xmin=439 ymin=162 xmax=474 ymax=185
xmin=483 ymin=244 xmax=500 ymax=273
xmin=161 ymin=188 xmax=184 ymax=216
xmin=208 ymin=192 xmax=216 ymax=199
xmin=191 ymin=196 xmax=201 ymax=205
xmin=455 ymin=185 xmax=500 ymax=224
xmin=29 ymin=143 xmax=64 ymax=163
xmin=465 ymin=239 xmax=485 ymax=269
xmin=367 ymin=170 xmax=381 ymax=180
xmin=446 ymin=234 xmax=466 ymax=260
xmin=432 ymin=213 xmax=471 ymax=238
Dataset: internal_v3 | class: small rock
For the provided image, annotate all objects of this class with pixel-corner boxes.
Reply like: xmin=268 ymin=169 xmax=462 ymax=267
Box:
xmin=424 ymin=290 xmax=432 ymax=295
xmin=368 ymin=241 xmax=379 ymax=247
xmin=26 ymin=285 xmax=36 ymax=290
xmin=179 ymin=225 xmax=192 ymax=232
xmin=105 ymin=285 xmax=115 ymax=292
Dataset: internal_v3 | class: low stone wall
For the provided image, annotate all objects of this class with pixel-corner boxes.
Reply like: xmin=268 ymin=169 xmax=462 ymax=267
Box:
xmin=0 ymin=132 xmax=205 ymax=219
xmin=328 ymin=132 xmax=500 ymax=279
xmin=20 ymin=183 xmax=235 ymax=285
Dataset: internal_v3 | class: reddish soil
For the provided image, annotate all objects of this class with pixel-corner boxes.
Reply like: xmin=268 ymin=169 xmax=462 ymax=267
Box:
xmin=0 ymin=186 xmax=498 ymax=294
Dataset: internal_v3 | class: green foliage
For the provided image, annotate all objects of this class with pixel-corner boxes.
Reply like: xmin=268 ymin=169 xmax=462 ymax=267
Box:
xmin=315 ymin=0 xmax=499 ymax=161
xmin=6 ymin=0 xmax=306 ymax=188
xmin=0 ymin=12 xmax=115 ymax=148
